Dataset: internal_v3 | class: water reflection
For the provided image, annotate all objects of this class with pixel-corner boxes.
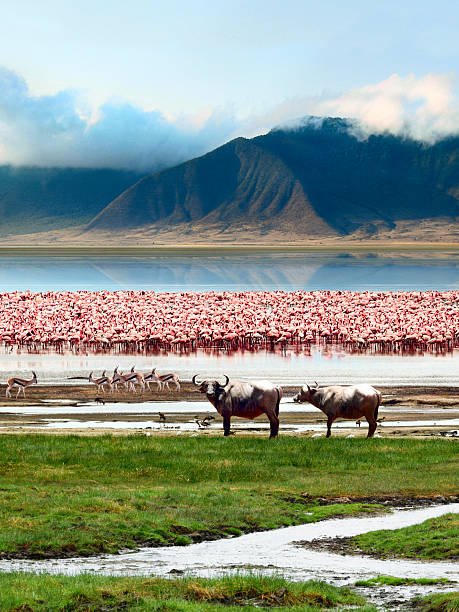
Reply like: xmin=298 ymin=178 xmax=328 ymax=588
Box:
xmin=0 ymin=252 xmax=459 ymax=291
xmin=1 ymin=347 xmax=458 ymax=386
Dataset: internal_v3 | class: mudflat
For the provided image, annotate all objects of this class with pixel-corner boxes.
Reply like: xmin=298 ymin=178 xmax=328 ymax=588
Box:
xmin=0 ymin=383 xmax=458 ymax=437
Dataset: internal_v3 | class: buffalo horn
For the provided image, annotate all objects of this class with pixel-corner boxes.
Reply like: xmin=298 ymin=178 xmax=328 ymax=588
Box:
xmin=192 ymin=375 xmax=201 ymax=386
xmin=221 ymin=374 xmax=229 ymax=386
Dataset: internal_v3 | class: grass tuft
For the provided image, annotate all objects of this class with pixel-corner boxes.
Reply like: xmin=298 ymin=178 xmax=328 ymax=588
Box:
xmin=0 ymin=573 xmax=369 ymax=611
xmin=411 ymin=591 xmax=459 ymax=611
xmin=353 ymin=514 xmax=459 ymax=561
xmin=355 ymin=575 xmax=454 ymax=587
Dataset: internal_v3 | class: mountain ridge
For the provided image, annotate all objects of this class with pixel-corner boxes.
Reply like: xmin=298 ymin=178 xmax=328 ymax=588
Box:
xmin=2 ymin=117 xmax=459 ymax=243
xmin=85 ymin=117 xmax=459 ymax=240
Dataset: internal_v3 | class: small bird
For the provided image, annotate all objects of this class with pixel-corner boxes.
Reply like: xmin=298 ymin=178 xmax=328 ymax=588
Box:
xmin=95 ymin=397 xmax=105 ymax=405
xmin=356 ymin=419 xmax=361 ymax=427
xmin=158 ymin=412 xmax=166 ymax=424
xmin=377 ymin=416 xmax=386 ymax=424
xmin=201 ymin=414 xmax=215 ymax=427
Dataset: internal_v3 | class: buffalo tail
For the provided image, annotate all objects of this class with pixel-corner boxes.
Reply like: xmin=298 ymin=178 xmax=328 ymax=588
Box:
xmin=275 ymin=386 xmax=283 ymax=417
xmin=374 ymin=391 xmax=382 ymax=421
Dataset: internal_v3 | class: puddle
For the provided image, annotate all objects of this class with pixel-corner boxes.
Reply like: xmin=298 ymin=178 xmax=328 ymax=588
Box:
xmin=0 ymin=504 xmax=457 ymax=610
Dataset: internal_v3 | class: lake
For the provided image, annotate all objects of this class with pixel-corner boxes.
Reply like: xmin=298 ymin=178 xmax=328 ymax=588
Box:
xmin=1 ymin=251 xmax=459 ymax=291
xmin=1 ymin=250 xmax=459 ymax=386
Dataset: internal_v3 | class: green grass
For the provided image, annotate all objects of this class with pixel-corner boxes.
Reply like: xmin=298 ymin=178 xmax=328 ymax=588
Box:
xmin=352 ymin=514 xmax=459 ymax=561
xmin=0 ymin=573 xmax=372 ymax=611
xmin=0 ymin=435 xmax=457 ymax=558
xmin=411 ymin=591 xmax=459 ymax=611
xmin=355 ymin=576 xmax=454 ymax=587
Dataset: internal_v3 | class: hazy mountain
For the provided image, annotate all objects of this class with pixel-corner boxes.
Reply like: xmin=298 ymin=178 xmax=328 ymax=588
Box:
xmin=0 ymin=166 xmax=143 ymax=236
xmin=86 ymin=118 xmax=459 ymax=240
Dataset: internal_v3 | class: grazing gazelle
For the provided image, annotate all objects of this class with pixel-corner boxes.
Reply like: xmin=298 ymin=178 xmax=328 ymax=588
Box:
xmin=89 ymin=371 xmax=110 ymax=393
xmin=6 ymin=371 xmax=38 ymax=398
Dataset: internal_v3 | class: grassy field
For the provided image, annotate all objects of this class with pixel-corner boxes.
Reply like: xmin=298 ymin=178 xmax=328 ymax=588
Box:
xmin=0 ymin=574 xmax=372 ymax=611
xmin=352 ymin=514 xmax=459 ymax=561
xmin=0 ymin=435 xmax=457 ymax=558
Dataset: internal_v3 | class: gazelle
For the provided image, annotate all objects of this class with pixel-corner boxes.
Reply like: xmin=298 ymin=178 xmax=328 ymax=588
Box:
xmin=124 ymin=366 xmax=146 ymax=393
xmin=89 ymin=370 xmax=110 ymax=393
xmin=110 ymin=366 xmax=124 ymax=392
xmin=144 ymin=369 xmax=163 ymax=391
xmin=6 ymin=371 xmax=38 ymax=398
xmin=151 ymin=368 xmax=180 ymax=391
xmin=111 ymin=366 xmax=145 ymax=393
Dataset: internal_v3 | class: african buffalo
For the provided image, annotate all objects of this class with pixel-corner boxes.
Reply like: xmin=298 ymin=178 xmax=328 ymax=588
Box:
xmin=293 ymin=383 xmax=382 ymax=438
xmin=192 ymin=375 xmax=283 ymax=438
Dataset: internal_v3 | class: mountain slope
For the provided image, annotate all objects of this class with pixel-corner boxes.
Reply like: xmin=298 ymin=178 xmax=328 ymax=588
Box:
xmin=0 ymin=166 xmax=143 ymax=236
xmin=86 ymin=118 xmax=459 ymax=240
xmin=87 ymin=137 xmax=335 ymax=236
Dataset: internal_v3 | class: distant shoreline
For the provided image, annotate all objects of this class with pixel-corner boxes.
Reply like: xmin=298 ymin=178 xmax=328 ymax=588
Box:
xmin=1 ymin=242 xmax=459 ymax=256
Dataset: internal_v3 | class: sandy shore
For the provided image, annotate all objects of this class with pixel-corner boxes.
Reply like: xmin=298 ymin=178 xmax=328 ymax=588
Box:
xmin=1 ymin=243 xmax=459 ymax=254
xmin=0 ymin=384 xmax=458 ymax=437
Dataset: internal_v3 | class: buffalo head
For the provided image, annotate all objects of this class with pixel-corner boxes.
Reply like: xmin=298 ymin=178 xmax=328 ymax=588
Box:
xmin=293 ymin=382 xmax=319 ymax=403
xmin=192 ymin=374 xmax=229 ymax=397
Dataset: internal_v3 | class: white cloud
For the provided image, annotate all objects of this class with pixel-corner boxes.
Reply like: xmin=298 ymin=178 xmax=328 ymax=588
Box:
xmin=254 ymin=73 xmax=459 ymax=142
xmin=0 ymin=67 xmax=237 ymax=170
xmin=1 ymin=69 xmax=459 ymax=171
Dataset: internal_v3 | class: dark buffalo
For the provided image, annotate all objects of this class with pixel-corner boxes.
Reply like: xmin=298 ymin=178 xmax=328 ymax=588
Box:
xmin=192 ymin=375 xmax=283 ymax=437
xmin=293 ymin=383 xmax=382 ymax=438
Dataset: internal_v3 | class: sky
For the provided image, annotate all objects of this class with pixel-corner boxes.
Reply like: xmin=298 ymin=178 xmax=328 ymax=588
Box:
xmin=1 ymin=0 xmax=459 ymax=169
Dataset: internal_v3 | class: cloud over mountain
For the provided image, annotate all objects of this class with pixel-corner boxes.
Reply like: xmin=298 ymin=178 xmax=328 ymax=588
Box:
xmin=0 ymin=67 xmax=236 ymax=171
xmin=2 ymin=67 xmax=459 ymax=171
xmin=250 ymin=74 xmax=459 ymax=142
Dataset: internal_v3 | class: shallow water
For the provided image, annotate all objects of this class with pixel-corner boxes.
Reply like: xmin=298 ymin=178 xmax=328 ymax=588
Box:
xmin=2 ymin=347 xmax=459 ymax=386
xmin=1 ymin=504 xmax=457 ymax=611
xmin=10 ymin=417 xmax=457 ymax=432
xmin=2 ymin=252 xmax=459 ymax=291
xmin=3 ymin=400 xmax=454 ymax=416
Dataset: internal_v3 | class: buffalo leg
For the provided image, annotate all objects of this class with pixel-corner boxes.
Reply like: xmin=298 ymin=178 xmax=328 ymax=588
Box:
xmin=367 ymin=418 xmax=377 ymax=438
xmin=326 ymin=416 xmax=333 ymax=438
xmin=223 ymin=414 xmax=231 ymax=437
xmin=268 ymin=414 xmax=279 ymax=438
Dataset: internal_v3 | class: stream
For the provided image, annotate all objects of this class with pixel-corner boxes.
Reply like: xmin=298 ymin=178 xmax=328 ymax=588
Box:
xmin=0 ymin=503 xmax=457 ymax=610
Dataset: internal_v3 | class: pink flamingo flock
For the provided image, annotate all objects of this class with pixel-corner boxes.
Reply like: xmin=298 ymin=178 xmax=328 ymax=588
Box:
xmin=0 ymin=290 xmax=458 ymax=354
